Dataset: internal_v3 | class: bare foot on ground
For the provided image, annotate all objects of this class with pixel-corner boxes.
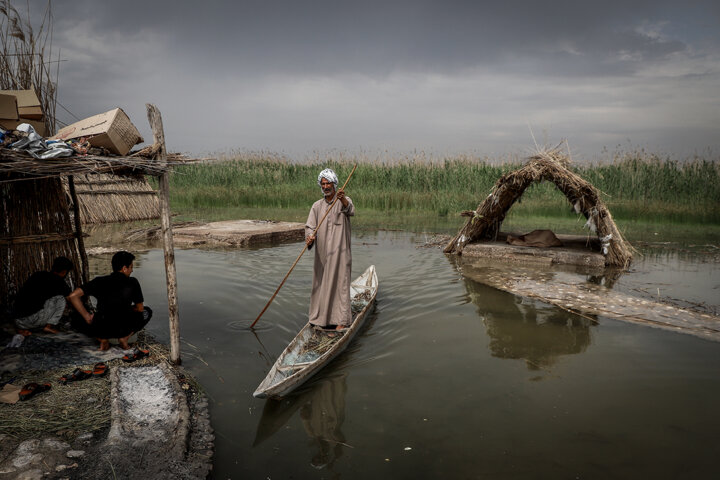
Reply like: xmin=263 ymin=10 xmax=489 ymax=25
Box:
xmin=118 ymin=334 xmax=132 ymax=350
xmin=98 ymin=339 xmax=110 ymax=351
xmin=43 ymin=324 xmax=59 ymax=334
xmin=16 ymin=329 xmax=32 ymax=337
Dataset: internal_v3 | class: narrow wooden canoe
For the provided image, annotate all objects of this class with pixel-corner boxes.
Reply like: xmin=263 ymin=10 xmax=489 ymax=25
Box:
xmin=253 ymin=265 xmax=378 ymax=399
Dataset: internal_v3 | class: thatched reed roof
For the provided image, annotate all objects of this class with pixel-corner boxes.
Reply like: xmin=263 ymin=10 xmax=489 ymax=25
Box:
xmin=67 ymin=174 xmax=160 ymax=224
xmin=0 ymin=148 xmax=188 ymax=183
xmin=444 ymin=148 xmax=634 ymax=268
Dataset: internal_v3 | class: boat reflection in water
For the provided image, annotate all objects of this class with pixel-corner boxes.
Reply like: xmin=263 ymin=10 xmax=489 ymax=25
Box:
xmin=253 ymin=372 xmax=348 ymax=471
xmin=463 ymin=275 xmax=594 ymax=371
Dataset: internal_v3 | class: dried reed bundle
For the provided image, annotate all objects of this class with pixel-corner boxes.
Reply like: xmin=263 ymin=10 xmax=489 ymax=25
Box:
xmin=300 ymin=331 xmax=340 ymax=357
xmin=444 ymin=147 xmax=634 ymax=268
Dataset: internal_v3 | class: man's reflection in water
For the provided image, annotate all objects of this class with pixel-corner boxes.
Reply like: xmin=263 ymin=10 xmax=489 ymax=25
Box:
xmin=464 ymin=277 xmax=593 ymax=370
xmin=300 ymin=372 xmax=348 ymax=471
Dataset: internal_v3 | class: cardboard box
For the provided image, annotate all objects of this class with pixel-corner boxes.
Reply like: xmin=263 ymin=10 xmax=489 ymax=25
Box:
xmin=0 ymin=118 xmax=46 ymax=136
xmin=51 ymin=108 xmax=144 ymax=155
xmin=0 ymin=89 xmax=43 ymax=120
xmin=0 ymin=94 xmax=19 ymax=120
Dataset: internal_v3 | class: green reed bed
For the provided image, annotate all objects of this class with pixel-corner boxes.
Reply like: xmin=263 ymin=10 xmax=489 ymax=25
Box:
xmin=166 ymin=152 xmax=720 ymax=229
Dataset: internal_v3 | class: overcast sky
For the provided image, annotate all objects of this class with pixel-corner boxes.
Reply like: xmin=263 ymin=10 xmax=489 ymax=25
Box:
xmin=43 ymin=0 xmax=720 ymax=161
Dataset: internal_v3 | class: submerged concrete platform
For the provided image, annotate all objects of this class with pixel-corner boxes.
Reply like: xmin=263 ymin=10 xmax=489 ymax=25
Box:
xmin=462 ymin=232 xmax=605 ymax=268
xmin=172 ymin=219 xmax=305 ymax=247
xmin=459 ymin=259 xmax=720 ymax=342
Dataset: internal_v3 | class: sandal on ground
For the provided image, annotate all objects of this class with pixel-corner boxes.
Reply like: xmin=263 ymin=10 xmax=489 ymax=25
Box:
xmin=19 ymin=382 xmax=51 ymax=401
xmin=122 ymin=348 xmax=150 ymax=363
xmin=59 ymin=368 xmax=92 ymax=385
xmin=92 ymin=362 xmax=107 ymax=378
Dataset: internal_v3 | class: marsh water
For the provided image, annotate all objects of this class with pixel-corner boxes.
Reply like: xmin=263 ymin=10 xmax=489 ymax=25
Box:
xmin=88 ymin=229 xmax=720 ymax=479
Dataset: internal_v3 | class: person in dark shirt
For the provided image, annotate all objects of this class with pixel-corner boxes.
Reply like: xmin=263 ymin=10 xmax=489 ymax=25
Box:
xmin=14 ymin=256 xmax=74 ymax=335
xmin=68 ymin=251 xmax=152 ymax=351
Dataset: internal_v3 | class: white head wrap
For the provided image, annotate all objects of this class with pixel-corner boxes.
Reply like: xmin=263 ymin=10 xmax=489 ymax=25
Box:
xmin=317 ymin=168 xmax=338 ymax=187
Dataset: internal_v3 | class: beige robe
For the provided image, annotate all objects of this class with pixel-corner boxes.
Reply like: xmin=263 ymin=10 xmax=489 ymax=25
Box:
xmin=305 ymin=195 xmax=354 ymax=327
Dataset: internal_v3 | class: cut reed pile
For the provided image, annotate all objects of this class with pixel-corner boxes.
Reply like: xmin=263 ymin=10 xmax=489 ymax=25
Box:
xmin=0 ymin=366 xmax=112 ymax=440
xmin=444 ymin=147 xmax=634 ymax=268
xmin=300 ymin=332 xmax=339 ymax=357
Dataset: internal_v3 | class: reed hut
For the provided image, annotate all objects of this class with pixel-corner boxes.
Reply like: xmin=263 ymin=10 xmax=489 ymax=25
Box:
xmin=0 ymin=120 xmax=174 ymax=312
xmin=67 ymin=173 xmax=160 ymax=224
xmin=444 ymin=148 xmax=634 ymax=268
xmin=1 ymin=104 xmax=185 ymax=364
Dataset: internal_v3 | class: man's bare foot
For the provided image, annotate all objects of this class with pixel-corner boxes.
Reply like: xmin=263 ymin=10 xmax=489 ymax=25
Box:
xmin=43 ymin=324 xmax=59 ymax=334
xmin=16 ymin=329 xmax=31 ymax=337
xmin=98 ymin=339 xmax=110 ymax=351
xmin=118 ymin=334 xmax=132 ymax=350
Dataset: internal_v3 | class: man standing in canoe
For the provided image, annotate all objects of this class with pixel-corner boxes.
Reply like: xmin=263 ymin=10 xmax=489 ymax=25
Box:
xmin=305 ymin=168 xmax=355 ymax=331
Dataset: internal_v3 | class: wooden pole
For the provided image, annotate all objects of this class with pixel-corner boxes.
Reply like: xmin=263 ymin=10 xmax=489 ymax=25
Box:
xmin=67 ymin=175 xmax=89 ymax=284
xmin=251 ymin=164 xmax=357 ymax=328
xmin=146 ymin=103 xmax=181 ymax=365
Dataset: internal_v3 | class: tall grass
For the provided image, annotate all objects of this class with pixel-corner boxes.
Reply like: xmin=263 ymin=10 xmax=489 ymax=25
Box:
xmin=166 ymin=151 xmax=720 ymax=229
xmin=0 ymin=0 xmax=58 ymax=134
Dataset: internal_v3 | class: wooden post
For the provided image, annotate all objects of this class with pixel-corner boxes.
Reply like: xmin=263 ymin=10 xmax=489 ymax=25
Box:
xmin=146 ymin=103 xmax=181 ymax=365
xmin=67 ymin=175 xmax=90 ymax=284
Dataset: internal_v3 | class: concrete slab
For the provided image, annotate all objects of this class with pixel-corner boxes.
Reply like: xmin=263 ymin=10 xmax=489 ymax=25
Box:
xmin=172 ymin=219 xmax=304 ymax=247
xmin=107 ymin=364 xmax=188 ymax=456
xmin=71 ymin=362 xmax=212 ymax=479
xmin=462 ymin=233 xmax=605 ymax=268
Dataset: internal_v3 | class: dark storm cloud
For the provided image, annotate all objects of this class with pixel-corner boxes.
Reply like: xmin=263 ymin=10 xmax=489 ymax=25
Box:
xmin=53 ymin=0 xmax=715 ymax=76
xmin=43 ymin=0 xmax=720 ymax=157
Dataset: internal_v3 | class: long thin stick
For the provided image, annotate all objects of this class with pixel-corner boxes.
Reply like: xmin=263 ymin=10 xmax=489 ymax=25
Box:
xmin=147 ymin=103 xmax=182 ymax=365
xmin=251 ymin=164 xmax=358 ymax=328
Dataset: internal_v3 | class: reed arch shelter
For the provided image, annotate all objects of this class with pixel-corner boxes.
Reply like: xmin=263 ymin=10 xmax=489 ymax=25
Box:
xmin=444 ymin=148 xmax=634 ymax=269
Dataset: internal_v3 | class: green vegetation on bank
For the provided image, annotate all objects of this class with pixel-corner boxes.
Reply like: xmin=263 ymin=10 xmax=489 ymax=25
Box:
xmin=165 ymin=152 xmax=720 ymax=236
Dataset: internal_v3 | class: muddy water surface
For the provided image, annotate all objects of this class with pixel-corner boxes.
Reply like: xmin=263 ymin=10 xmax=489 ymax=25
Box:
xmin=90 ymin=230 xmax=720 ymax=479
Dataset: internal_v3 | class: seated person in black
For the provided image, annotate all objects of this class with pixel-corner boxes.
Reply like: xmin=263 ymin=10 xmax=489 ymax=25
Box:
xmin=13 ymin=256 xmax=74 ymax=335
xmin=68 ymin=251 xmax=152 ymax=351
